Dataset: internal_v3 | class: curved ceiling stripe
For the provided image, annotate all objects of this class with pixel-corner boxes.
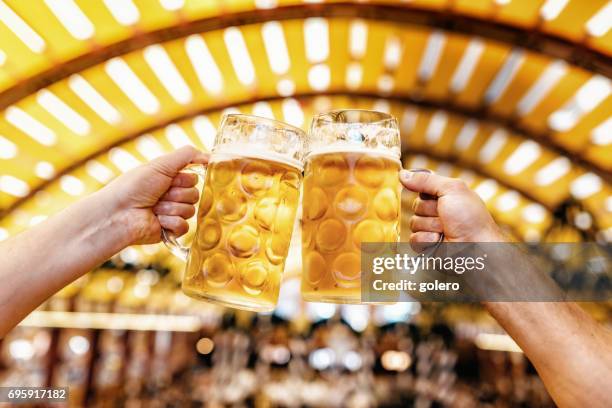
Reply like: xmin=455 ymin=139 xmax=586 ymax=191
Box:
xmin=0 ymin=1 xmax=611 ymax=108
xmin=0 ymin=19 xmax=609 ymax=201
xmin=1 ymin=95 xmax=609 ymax=231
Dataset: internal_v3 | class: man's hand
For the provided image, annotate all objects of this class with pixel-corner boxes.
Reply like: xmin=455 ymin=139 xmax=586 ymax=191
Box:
xmin=399 ymin=169 xmax=505 ymax=243
xmin=101 ymin=146 xmax=209 ymax=245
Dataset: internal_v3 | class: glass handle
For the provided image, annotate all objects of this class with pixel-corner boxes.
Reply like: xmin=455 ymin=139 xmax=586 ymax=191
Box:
xmin=161 ymin=163 xmax=207 ymax=263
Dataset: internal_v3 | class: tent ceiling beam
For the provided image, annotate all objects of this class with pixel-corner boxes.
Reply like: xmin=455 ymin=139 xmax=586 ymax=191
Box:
xmin=0 ymin=3 xmax=610 ymax=110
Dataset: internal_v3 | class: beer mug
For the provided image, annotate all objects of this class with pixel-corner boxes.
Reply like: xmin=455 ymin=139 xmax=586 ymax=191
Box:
xmin=164 ymin=114 xmax=306 ymax=312
xmin=301 ymin=110 xmax=402 ymax=304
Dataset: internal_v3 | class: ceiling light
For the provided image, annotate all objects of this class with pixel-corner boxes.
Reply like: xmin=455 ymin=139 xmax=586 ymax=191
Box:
xmin=534 ymin=157 xmax=570 ymax=185
xmin=425 ymin=111 xmax=447 ymax=144
xmin=109 ymin=147 xmax=141 ymax=172
xmin=373 ymin=99 xmax=391 ymax=113
xmin=0 ymin=175 xmax=30 ymax=197
xmin=105 ymin=57 xmax=160 ymax=115
xmin=503 ymin=140 xmax=541 ymax=175
xmin=377 ymin=74 xmax=394 ymax=93
xmin=19 ymin=311 xmax=201 ymax=332
xmin=224 ymin=27 xmax=255 ymax=86
xmin=449 ymin=39 xmax=484 ymax=93
xmin=516 ymin=60 xmax=566 ymax=116
xmin=478 ymin=129 xmax=507 ymax=163
xmin=570 ymin=172 xmax=602 ymax=199
xmin=144 ymin=44 xmax=192 ymax=105
xmin=383 ymin=36 xmax=402 ymax=70
xmin=159 ymin=0 xmax=184 ymax=11
xmin=136 ymin=134 xmax=165 ymax=160
xmin=192 ymin=116 xmax=216 ymax=150
xmin=495 ymin=191 xmax=520 ymax=212
xmin=586 ymin=2 xmax=612 ymax=37
xmin=37 ymin=89 xmax=91 ymax=136
xmin=262 ymin=21 xmax=290 ymax=75
xmin=349 ymin=19 xmax=367 ymax=59
xmin=103 ymin=0 xmax=139 ymax=26
xmin=282 ymin=98 xmax=304 ymax=127
xmin=44 ymin=0 xmax=94 ymax=40
xmin=0 ymin=0 xmax=45 ymax=53
xmin=401 ymin=107 xmax=418 ymax=135
xmin=185 ymin=35 xmax=223 ymax=95
xmin=475 ymin=333 xmax=522 ymax=353
xmin=60 ymin=175 xmax=85 ymax=196
xmin=252 ymin=101 xmax=275 ymax=119
xmin=540 ymin=0 xmax=569 ymax=21
xmin=418 ymin=31 xmax=445 ymax=82
xmin=549 ymin=75 xmax=611 ymax=132
xmin=68 ymin=75 xmax=121 ymax=125
xmin=454 ymin=120 xmax=479 ymax=151
xmin=166 ymin=124 xmax=194 ymax=149
xmin=522 ymin=203 xmax=546 ymax=223
xmin=304 ymin=18 xmax=329 ymax=64
xmin=474 ymin=179 xmax=498 ymax=201
xmin=484 ymin=49 xmax=524 ymax=104
xmin=0 ymin=49 xmax=5 ymax=65
xmin=591 ymin=116 xmax=612 ymax=145
xmin=0 ymin=135 xmax=17 ymax=159
xmin=5 ymin=106 xmax=57 ymax=146
xmin=68 ymin=335 xmax=90 ymax=355
xmin=255 ymin=0 xmax=277 ymax=9
xmin=308 ymin=64 xmax=330 ymax=91
xmin=346 ymin=62 xmax=362 ymax=90
xmin=86 ymin=160 xmax=114 ymax=184
xmin=277 ymin=78 xmax=295 ymax=97
xmin=35 ymin=161 xmax=55 ymax=180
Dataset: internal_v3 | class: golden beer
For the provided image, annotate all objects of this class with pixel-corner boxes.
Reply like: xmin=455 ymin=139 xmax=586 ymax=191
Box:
xmin=164 ymin=114 xmax=306 ymax=312
xmin=182 ymin=155 xmax=301 ymax=311
xmin=301 ymin=110 xmax=402 ymax=304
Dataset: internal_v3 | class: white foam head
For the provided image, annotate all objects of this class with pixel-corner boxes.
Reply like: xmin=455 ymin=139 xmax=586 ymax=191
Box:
xmin=211 ymin=143 xmax=304 ymax=170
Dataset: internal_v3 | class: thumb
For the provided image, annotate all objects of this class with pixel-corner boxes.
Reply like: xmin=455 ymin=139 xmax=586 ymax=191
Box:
xmin=399 ymin=169 xmax=461 ymax=197
xmin=150 ymin=146 xmax=209 ymax=177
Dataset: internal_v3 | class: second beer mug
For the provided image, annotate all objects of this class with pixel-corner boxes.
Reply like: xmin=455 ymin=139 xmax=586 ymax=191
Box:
xmin=301 ymin=110 xmax=402 ymax=304
xmin=164 ymin=114 xmax=306 ymax=312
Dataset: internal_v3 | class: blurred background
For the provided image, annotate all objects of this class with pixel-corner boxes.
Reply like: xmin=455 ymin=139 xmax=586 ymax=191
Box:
xmin=0 ymin=0 xmax=610 ymax=406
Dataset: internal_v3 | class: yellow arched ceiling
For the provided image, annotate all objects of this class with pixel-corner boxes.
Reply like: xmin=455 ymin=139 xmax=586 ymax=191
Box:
xmin=0 ymin=0 xmax=610 ymax=244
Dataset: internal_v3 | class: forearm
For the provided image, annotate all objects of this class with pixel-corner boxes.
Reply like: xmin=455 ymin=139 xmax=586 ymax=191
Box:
xmin=486 ymin=301 xmax=612 ymax=407
xmin=0 ymin=190 xmax=132 ymax=337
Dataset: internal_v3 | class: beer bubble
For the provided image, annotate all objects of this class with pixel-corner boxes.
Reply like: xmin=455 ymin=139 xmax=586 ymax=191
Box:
xmin=334 ymin=186 xmax=368 ymax=219
xmin=315 ymin=218 xmax=347 ymax=252
xmin=354 ymin=155 xmax=385 ymax=188
xmin=373 ymin=188 xmax=399 ymax=221
xmin=254 ymin=197 xmax=278 ymax=230
xmin=332 ymin=253 xmax=361 ymax=285
xmin=210 ymin=160 xmax=236 ymax=188
xmin=304 ymin=251 xmax=326 ymax=284
xmin=216 ymin=190 xmax=247 ymax=222
xmin=240 ymin=260 xmax=268 ymax=293
xmin=314 ymin=154 xmax=348 ymax=187
xmin=304 ymin=187 xmax=329 ymax=220
xmin=241 ymin=161 xmax=273 ymax=195
xmin=202 ymin=253 xmax=233 ymax=287
xmin=198 ymin=187 xmax=213 ymax=218
xmin=228 ymin=224 xmax=260 ymax=258
xmin=199 ymin=219 xmax=222 ymax=250
xmin=352 ymin=219 xmax=385 ymax=252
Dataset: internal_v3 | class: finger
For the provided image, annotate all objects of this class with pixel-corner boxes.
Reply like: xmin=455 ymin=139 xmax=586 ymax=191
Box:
xmin=409 ymin=231 xmax=442 ymax=252
xmin=412 ymin=197 xmax=439 ymax=217
xmin=151 ymin=146 xmax=209 ymax=178
xmin=153 ymin=201 xmax=196 ymax=219
xmin=400 ymin=169 xmax=467 ymax=198
xmin=171 ymin=172 xmax=198 ymax=188
xmin=161 ymin=187 xmax=199 ymax=204
xmin=158 ymin=215 xmax=189 ymax=237
xmin=409 ymin=216 xmax=444 ymax=233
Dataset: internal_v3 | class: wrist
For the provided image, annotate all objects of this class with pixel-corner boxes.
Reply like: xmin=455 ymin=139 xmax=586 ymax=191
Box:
xmin=86 ymin=189 xmax=136 ymax=249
